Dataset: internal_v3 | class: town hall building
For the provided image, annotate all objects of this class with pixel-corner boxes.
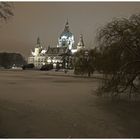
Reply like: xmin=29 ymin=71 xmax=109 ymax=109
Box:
xmin=28 ymin=20 xmax=85 ymax=69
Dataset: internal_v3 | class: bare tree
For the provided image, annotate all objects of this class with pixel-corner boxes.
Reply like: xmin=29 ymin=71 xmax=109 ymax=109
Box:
xmin=0 ymin=2 xmax=13 ymax=22
xmin=96 ymin=14 xmax=140 ymax=99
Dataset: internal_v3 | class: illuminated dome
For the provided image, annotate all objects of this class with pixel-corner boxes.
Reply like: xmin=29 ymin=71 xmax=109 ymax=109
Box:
xmin=57 ymin=20 xmax=74 ymax=50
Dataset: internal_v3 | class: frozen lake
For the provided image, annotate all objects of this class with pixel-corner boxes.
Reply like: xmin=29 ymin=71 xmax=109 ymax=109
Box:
xmin=0 ymin=70 xmax=140 ymax=138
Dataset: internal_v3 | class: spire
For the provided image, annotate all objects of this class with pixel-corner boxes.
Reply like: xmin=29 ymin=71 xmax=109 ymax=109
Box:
xmin=77 ymin=34 xmax=85 ymax=51
xmin=36 ymin=37 xmax=42 ymax=48
xmin=64 ymin=19 xmax=69 ymax=32
xmin=66 ymin=18 xmax=68 ymax=25
xmin=37 ymin=37 xmax=41 ymax=45
xmin=78 ymin=34 xmax=84 ymax=46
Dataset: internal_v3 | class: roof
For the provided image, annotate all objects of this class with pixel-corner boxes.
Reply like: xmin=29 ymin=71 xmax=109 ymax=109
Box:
xmin=60 ymin=31 xmax=73 ymax=38
xmin=46 ymin=47 xmax=68 ymax=55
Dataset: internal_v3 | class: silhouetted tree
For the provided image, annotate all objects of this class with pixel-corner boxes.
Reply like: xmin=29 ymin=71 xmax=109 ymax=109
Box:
xmin=0 ymin=2 xmax=13 ymax=22
xmin=0 ymin=52 xmax=26 ymax=68
xmin=73 ymin=49 xmax=95 ymax=77
xmin=96 ymin=14 xmax=140 ymax=99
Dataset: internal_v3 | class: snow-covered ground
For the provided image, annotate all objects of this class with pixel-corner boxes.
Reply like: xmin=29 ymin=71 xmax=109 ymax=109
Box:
xmin=0 ymin=70 xmax=140 ymax=138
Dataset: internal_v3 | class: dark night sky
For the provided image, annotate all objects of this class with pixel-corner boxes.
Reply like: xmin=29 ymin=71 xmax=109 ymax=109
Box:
xmin=0 ymin=2 xmax=140 ymax=59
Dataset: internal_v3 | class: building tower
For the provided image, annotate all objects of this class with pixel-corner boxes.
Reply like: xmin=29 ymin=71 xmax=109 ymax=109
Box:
xmin=57 ymin=20 xmax=74 ymax=50
xmin=37 ymin=37 xmax=41 ymax=47
xmin=64 ymin=19 xmax=69 ymax=32
xmin=31 ymin=37 xmax=42 ymax=57
xmin=77 ymin=34 xmax=85 ymax=51
xmin=28 ymin=37 xmax=47 ymax=69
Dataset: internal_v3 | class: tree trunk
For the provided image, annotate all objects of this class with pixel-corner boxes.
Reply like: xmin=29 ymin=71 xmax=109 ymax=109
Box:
xmin=88 ymin=71 xmax=91 ymax=77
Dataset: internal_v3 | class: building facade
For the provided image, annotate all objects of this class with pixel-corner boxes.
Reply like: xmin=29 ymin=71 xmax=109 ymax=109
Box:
xmin=28 ymin=21 xmax=85 ymax=69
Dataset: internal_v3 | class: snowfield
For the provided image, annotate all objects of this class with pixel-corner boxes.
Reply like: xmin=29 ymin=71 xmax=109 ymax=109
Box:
xmin=0 ymin=70 xmax=140 ymax=138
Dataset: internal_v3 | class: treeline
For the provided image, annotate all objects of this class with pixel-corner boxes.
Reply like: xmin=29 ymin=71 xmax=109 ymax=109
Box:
xmin=73 ymin=13 xmax=140 ymax=99
xmin=95 ymin=13 xmax=140 ymax=99
xmin=0 ymin=52 xmax=27 ymax=68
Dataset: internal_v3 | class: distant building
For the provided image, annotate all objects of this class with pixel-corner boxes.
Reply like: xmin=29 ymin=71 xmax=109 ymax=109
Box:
xmin=28 ymin=20 xmax=85 ymax=69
